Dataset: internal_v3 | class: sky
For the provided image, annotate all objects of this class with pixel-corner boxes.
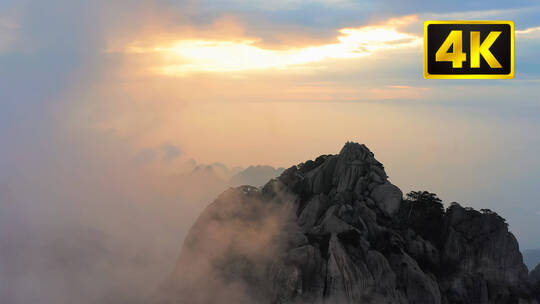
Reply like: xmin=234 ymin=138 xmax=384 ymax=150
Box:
xmin=1 ymin=0 xmax=540 ymax=302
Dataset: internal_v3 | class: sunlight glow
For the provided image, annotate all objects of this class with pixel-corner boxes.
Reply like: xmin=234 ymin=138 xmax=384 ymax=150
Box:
xmin=127 ymin=16 xmax=421 ymax=75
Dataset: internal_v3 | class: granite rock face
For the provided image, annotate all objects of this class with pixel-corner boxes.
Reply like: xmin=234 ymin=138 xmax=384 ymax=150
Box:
xmin=154 ymin=142 xmax=539 ymax=304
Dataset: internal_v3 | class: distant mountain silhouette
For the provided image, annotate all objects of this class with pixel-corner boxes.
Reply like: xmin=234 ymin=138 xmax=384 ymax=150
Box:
xmin=525 ymin=249 xmax=540 ymax=271
xmin=186 ymin=162 xmax=284 ymax=188
xmin=229 ymin=165 xmax=285 ymax=187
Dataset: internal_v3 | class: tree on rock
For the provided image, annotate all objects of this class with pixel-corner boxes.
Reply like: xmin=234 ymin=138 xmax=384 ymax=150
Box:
xmin=398 ymin=191 xmax=445 ymax=247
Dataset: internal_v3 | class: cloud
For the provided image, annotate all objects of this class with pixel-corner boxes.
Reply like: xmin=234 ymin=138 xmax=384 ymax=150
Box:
xmin=122 ymin=15 xmax=421 ymax=75
xmin=115 ymin=5 xmax=540 ymax=77
xmin=387 ymin=85 xmax=429 ymax=90
xmin=516 ymin=26 xmax=540 ymax=42
xmin=424 ymin=6 xmax=538 ymax=20
xmin=216 ymin=0 xmax=360 ymax=10
xmin=517 ymin=26 xmax=540 ymax=35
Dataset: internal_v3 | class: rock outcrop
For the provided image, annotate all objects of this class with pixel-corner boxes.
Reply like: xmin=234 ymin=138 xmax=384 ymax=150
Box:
xmin=154 ymin=142 xmax=539 ymax=304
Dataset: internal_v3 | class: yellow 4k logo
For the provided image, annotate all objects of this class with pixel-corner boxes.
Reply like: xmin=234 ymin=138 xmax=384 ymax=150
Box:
xmin=424 ymin=21 xmax=514 ymax=79
xmin=436 ymin=30 xmax=502 ymax=68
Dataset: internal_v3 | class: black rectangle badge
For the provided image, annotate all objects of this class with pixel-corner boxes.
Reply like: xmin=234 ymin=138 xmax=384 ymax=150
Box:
xmin=424 ymin=21 xmax=514 ymax=79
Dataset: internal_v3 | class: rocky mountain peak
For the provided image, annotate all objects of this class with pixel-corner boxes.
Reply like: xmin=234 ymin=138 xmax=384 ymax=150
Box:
xmin=275 ymin=142 xmax=400 ymax=218
xmin=154 ymin=142 xmax=539 ymax=304
xmin=338 ymin=142 xmax=376 ymax=162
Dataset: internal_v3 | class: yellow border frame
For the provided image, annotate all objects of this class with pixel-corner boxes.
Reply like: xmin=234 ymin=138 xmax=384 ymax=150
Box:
xmin=423 ymin=20 xmax=514 ymax=79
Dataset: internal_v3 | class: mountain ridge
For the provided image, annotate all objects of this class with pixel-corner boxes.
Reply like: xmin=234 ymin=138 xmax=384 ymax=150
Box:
xmin=154 ymin=142 xmax=539 ymax=304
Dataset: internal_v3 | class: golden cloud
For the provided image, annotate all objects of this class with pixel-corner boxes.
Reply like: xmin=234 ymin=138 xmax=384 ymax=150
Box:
xmin=122 ymin=15 xmax=422 ymax=75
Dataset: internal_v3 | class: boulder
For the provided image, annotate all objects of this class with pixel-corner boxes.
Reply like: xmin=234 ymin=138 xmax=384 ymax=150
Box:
xmin=370 ymin=181 xmax=403 ymax=215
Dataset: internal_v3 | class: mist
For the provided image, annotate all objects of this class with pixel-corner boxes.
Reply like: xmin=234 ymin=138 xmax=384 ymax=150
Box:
xmin=153 ymin=184 xmax=298 ymax=304
xmin=2 ymin=0 xmax=540 ymax=302
xmin=0 ymin=128 xmax=285 ymax=303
